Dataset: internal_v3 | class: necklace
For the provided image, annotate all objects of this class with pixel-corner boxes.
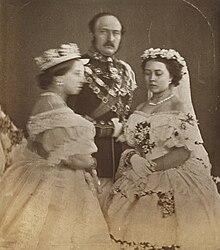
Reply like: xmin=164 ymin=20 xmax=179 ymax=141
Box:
xmin=149 ymin=94 xmax=174 ymax=106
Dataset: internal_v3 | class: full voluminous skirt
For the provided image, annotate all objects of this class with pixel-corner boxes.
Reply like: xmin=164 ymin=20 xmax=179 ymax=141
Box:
xmin=0 ymin=161 xmax=114 ymax=250
xmin=104 ymin=158 xmax=220 ymax=250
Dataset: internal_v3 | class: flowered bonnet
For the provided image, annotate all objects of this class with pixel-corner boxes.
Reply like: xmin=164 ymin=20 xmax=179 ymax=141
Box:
xmin=35 ymin=43 xmax=89 ymax=71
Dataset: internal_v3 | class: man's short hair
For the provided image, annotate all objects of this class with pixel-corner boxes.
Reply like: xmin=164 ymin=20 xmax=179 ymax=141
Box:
xmin=88 ymin=12 xmax=125 ymax=35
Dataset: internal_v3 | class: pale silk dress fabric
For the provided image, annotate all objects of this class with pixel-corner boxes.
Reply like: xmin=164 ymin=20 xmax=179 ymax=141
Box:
xmin=0 ymin=95 xmax=114 ymax=250
xmin=105 ymin=111 xmax=220 ymax=250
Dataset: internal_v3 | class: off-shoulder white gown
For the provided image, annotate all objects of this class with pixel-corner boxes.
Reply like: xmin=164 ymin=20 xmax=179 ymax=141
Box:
xmin=104 ymin=111 xmax=220 ymax=250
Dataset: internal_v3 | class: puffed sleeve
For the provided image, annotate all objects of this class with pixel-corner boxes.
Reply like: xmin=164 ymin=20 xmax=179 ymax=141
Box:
xmin=32 ymin=125 xmax=97 ymax=165
xmin=161 ymin=113 xmax=203 ymax=151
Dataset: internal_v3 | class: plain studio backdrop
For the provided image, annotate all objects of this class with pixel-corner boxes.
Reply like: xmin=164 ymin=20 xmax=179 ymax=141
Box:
xmin=0 ymin=0 xmax=220 ymax=178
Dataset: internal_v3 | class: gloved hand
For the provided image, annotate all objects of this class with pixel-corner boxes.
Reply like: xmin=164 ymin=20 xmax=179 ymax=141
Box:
xmin=111 ymin=118 xmax=123 ymax=138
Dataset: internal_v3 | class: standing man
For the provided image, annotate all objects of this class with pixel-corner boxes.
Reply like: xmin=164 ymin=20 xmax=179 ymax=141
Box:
xmin=68 ymin=12 xmax=136 ymax=195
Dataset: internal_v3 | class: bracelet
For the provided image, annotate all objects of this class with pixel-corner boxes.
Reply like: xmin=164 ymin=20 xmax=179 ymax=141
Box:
xmin=124 ymin=150 xmax=139 ymax=165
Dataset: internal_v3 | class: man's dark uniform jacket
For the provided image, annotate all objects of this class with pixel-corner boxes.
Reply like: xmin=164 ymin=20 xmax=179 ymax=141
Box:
xmin=68 ymin=47 xmax=136 ymax=178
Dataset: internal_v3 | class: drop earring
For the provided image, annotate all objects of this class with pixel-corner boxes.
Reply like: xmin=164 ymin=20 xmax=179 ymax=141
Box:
xmin=56 ymin=82 xmax=64 ymax=86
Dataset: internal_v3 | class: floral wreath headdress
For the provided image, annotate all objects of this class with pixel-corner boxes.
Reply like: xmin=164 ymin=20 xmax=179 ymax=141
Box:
xmin=141 ymin=48 xmax=187 ymax=75
xmin=141 ymin=47 xmax=204 ymax=143
xmin=35 ymin=43 xmax=89 ymax=71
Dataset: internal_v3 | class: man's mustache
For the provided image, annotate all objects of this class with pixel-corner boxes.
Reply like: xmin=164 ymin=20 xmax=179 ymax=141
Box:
xmin=104 ymin=42 xmax=115 ymax=48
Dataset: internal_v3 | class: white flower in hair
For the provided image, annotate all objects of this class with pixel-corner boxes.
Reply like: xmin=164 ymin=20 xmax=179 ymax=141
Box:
xmin=141 ymin=48 xmax=187 ymax=74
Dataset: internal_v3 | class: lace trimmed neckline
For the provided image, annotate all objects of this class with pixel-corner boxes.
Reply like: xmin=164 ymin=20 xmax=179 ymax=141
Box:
xmin=29 ymin=107 xmax=73 ymax=119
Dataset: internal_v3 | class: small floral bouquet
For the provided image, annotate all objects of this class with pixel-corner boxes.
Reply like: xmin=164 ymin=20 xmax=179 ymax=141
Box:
xmin=134 ymin=121 xmax=155 ymax=156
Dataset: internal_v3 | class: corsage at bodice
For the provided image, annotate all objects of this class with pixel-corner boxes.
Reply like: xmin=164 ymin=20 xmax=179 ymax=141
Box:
xmin=125 ymin=111 xmax=206 ymax=160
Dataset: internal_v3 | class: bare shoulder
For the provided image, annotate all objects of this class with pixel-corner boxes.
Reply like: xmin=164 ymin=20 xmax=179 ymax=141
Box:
xmin=170 ymin=96 xmax=185 ymax=112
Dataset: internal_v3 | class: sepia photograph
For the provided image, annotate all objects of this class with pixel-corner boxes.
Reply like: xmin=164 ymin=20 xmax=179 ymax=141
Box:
xmin=0 ymin=0 xmax=220 ymax=249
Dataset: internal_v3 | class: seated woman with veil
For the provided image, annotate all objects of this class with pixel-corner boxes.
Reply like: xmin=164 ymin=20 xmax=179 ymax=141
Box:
xmin=104 ymin=48 xmax=220 ymax=250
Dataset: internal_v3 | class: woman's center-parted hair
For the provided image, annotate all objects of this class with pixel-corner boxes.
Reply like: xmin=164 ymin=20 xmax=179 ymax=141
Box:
xmin=37 ymin=59 xmax=80 ymax=90
xmin=141 ymin=57 xmax=183 ymax=87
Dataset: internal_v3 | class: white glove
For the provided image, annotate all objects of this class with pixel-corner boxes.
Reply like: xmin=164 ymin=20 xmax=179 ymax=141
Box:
xmin=111 ymin=118 xmax=123 ymax=138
